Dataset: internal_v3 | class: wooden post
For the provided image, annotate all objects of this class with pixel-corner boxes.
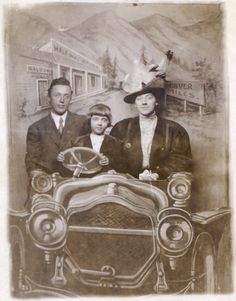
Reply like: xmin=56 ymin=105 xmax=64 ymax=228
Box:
xmin=57 ymin=64 xmax=60 ymax=77
xmin=164 ymin=89 xmax=167 ymax=107
xmin=184 ymin=100 xmax=187 ymax=112
xmin=199 ymin=105 xmax=203 ymax=116
xmin=69 ymin=67 xmax=72 ymax=86
xmin=84 ymin=71 xmax=88 ymax=93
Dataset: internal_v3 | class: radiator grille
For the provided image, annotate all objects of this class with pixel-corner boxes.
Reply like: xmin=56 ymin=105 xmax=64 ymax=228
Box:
xmin=67 ymin=203 xmax=155 ymax=276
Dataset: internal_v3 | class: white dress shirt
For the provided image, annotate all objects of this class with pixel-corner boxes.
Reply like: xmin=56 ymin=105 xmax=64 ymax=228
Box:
xmin=139 ymin=114 xmax=157 ymax=169
xmin=51 ymin=111 xmax=68 ymax=129
xmin=90 ymin=133 xmax=105 ymax=152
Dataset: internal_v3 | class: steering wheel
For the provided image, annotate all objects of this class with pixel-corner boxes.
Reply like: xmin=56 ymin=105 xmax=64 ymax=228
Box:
xmin=61 ymin=147 xmax=104 ymax=177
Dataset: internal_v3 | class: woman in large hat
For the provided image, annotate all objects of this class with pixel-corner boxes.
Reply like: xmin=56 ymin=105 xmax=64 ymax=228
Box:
xmin=110 ymin=77 xmax=192 ymax=179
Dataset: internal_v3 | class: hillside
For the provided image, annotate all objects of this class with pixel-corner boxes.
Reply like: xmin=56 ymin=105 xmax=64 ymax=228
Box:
xmin=6 ymin=10 xmax=99 ymax=63
xmin=68 ymin=10 xmax=187 ymax=80
xmin=132 ymin=13 xmax=221 ymax=74
xmin=182 ymin=12 xmax=223 ymax=48
xmin=6 ymin=8 xmax=222 ymax=81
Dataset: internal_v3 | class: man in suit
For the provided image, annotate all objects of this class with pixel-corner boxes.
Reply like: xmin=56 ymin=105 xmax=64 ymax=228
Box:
xmin=110 ymin=78 xmax=192 ymax=179
xmin=25 ymin=77 xmax=87 ymax=177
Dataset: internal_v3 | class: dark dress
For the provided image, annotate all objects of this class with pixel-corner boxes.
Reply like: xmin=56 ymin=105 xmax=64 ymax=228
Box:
xmin=110 ymin=116 xmax=192 ymax=179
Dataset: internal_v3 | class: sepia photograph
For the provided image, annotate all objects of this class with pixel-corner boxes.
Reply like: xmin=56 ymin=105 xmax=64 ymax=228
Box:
xmin=2 ymin=0 xmax=235 ymax=298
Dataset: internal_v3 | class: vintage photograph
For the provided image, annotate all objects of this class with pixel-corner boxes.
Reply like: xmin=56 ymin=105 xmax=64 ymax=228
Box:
xmin=5 ymin=0 xmax=233 ymax=297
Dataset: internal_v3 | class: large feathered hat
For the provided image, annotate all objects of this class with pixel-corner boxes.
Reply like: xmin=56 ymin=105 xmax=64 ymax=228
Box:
xmin=124 ymin=78 xmax=165 ymax=104
xmin=123 ymin=50 xmax=173 ymax=104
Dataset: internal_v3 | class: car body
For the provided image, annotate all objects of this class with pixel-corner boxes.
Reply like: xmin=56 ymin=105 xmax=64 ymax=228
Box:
xmin=9 ymin=147 xmax=231 ymax=297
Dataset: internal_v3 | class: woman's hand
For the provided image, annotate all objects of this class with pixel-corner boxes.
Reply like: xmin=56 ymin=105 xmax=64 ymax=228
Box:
xmin=57 ymin=152 xmax=65 ymax=162
xmin=99 ymin=154 xmax=109 ymax=166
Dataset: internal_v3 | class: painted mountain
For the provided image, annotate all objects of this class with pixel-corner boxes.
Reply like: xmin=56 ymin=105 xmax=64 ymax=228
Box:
xmin=182 ymin=11 xmax=223 ymax=46
xmin=68 ymin=10 xmax=222 ymax=80
xmin=6 ymin=11 xmax=99 ymax=62
xmin=7 ymin=8 xmax=223 ymax=81
xmin=68 ymin=10 xmax=189 ymax=80
xmin=132 ymin=13 xmax=222 ymax=75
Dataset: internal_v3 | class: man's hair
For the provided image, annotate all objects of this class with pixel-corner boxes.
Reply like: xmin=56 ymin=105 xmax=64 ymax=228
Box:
xmin=88 ymin=103 xmax=112 ymax=125
xmin=48 ymin=77 xmax=72 ymax=96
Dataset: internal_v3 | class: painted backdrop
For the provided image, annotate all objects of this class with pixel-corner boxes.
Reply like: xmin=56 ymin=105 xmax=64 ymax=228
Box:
xmin=6 ymin=2 xmax=227 ymax=214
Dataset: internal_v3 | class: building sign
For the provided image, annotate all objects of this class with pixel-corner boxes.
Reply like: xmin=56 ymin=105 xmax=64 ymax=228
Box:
xmin=52 ymin=40 xmax=101 ymax=74
xmin=27 ymin=65 xmax=52 ymax=74
xmin=165 ymin=81 xmax=205 ymax=106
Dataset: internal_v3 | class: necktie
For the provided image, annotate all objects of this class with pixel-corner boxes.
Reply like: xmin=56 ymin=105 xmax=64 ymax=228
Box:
xmin=58 ymin=117 xmax=64 ymax=135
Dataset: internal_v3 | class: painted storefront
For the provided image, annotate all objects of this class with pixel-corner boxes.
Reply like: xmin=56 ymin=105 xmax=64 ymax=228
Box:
xmin=13 ymin=39 xmax=106 ymax=116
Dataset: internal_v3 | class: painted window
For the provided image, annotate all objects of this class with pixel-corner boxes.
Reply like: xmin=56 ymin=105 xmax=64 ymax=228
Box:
xmin=37 ymin=79 xmax=49 ymax=107
xmin=73 ymin=70 xmax=85 ymax=96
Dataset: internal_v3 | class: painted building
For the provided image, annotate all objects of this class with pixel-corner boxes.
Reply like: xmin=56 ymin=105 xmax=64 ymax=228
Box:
xmin=11 ymin=39 xmax=106 ymax=116
xmin=6 ymin=37 xmax=106 ymax=210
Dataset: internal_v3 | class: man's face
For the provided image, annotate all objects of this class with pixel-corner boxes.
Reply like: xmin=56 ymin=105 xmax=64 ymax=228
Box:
xmin=49 ymin=85 xmax=72 ymax=115
xmin=135 ymin=93 xmax=157 ymax=117
xmin=90 ymin=115 xmax=109 ymax=135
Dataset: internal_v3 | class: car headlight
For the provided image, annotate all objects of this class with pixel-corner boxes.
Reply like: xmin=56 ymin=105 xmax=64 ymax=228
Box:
xmin=157 ymin=209 xmax=193 ymax=255
xmin=32 ymin=173 xmax=53 ymax=193
xmin=167 ymin=173 xmax=192 ymax=205
xmin=27 ymin=207 xmax=67 ymax=249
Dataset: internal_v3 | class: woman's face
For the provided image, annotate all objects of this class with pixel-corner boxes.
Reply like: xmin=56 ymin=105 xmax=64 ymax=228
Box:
xmin=134 ymin=93 xmax=157 ymax=117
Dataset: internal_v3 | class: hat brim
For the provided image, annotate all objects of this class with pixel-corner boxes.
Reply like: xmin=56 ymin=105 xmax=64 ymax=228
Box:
xmin=124 ymin=87 xmax=165 ymax=104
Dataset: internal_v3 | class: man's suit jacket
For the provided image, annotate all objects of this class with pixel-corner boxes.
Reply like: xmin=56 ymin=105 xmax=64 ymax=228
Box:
xmin=71 ymin=134 xmax=125 ymax=173
xmin=110 ymin=116 xmax=192 ymax=179
xmin=25 ymin=111 xmax=87 ymax=176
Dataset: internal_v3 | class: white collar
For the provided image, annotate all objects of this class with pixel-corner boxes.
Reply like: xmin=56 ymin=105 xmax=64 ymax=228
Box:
xmin=90 ymin=133 xmax=105 ymax=140
xmin=51 ymin=111 xmax=68 ymax=128
xmin=90 ymin=133 xmax=105 ymax=152
xmin=51 ymin=111 xmax=68 ymax=121
xmin=139 ymin=113 xmax=157 ymax=121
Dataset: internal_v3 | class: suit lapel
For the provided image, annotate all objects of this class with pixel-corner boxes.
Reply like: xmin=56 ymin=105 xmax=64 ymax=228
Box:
xmin=100 ymin=135 xmax=110 ymax=154
xmin=84 ymin=135 xmax=93 ymax=148
xmin=60 ymin=112 xmax=77 ymax=149
xmin=129 ymin=117 xmax=140 ymax=134
xmin=132 ymin=118 xmax=142 ymax=152
xmin=150 ymin=118 xmax=166 ymax=164
xmin=128 ymin=117 xmax=143 ymax=170
xmin=44 ymin=114 xmax=61 ymax=147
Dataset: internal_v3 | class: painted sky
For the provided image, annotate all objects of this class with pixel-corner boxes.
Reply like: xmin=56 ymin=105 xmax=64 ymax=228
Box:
xmin=21 ymin=2 xmax=222 ymax=31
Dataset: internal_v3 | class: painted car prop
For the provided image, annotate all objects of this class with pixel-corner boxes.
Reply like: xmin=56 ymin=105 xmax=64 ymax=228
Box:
xmin=9 ymin=147 xmax=231 ymax=297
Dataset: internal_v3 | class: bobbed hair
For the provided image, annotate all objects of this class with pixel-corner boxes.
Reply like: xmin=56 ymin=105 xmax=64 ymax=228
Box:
xmin=48 ymin=77 xmax=72 ymax=96
xmin=88 ymin=103 xmax=112 ymax=126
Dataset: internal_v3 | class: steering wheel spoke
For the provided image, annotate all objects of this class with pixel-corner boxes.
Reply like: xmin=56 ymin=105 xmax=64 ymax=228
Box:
xmin=83 ymin=155 xmax=99 ymax=165
xmin=62 ymin=147 xmax=104 ymax=176
xmin=69 ymin=150 xmax=80 ymax=164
